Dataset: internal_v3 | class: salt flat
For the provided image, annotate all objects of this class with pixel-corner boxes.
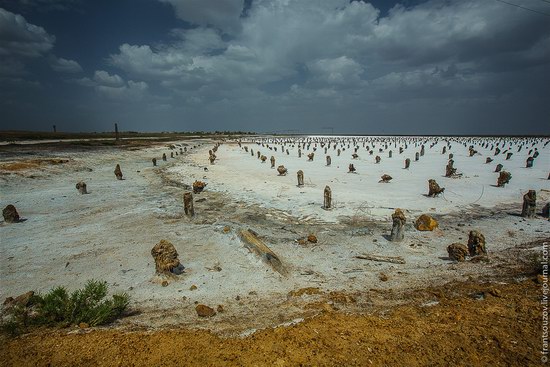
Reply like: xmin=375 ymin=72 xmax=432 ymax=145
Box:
xmin=1 ymin=136 xmax=549 ymax=334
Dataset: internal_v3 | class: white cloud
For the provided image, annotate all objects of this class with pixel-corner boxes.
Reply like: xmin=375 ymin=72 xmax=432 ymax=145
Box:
xmin=0 ymin=8 xmax=55 ymax=57
xmin=106 ymin=0 xmax=549 ymax=112
xmin=50 ymin=56 xmax=82 ymax=73
xmin=159 ymin=0 xmax=244 ymax=34
xmin=93 ymin=70 xmax=124 ymax=87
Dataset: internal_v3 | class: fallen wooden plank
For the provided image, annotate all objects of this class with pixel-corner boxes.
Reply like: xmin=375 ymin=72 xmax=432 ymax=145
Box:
xmin=354 ymin=253 xmax=406 ymax=264
xmin=239 ymin=229 xmax=287 ymax=275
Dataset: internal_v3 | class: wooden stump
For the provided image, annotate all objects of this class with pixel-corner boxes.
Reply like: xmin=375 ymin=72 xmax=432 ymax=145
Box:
xmin=2 ymin=204 xmax=20 ymax=223
xmin=468 ymin=230 xmax=487 ymax=257
xmin=521 ymin=190 xmax=536 ymax=218
xmin=404 ymin=158 xmax=410 ymax=169
xmin=152 ymin=158 xmax=157 ymax=166
xmin=270 ymin=156 xmax=275 ymax=168
xmin=326 ymin=155 xmax=331 ymax=166
xmin=428 ymin=179 xmax=445 ymax=197
xmin=526 ymin=157 xmax=534 ymax=168
xmin=390 ymin=208 xmax=405 ymax=242
xmin=183 ymin=192 xmax=195 ymax=217
xmin=114 ymin=164 xmax=123 ymax=180
xmin=297 ymin=170 xmax=304 ymax=187
xmin=324 ymin=186 xmax=332 ymax=209
xmin=75 ymin=181 xmax=88 ymax=194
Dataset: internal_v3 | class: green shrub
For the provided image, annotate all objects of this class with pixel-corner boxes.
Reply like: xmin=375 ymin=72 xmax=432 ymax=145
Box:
xmin=1 ymin=280 xmax=129 ymax=335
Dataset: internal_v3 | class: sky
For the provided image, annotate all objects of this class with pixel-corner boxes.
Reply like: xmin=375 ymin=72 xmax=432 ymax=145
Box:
xmin=0 ymin=0 xmax=549 ymax=135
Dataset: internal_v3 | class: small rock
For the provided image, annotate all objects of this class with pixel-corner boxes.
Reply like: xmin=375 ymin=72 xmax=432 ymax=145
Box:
xmin=196 ymin=304 xmax=216 ymax=317
xmin=161 ymin=280 xmax=169 ymax=287
xmin=190 ymin=285 xmax=198 ymax=291
xmin=216 ymin=305 xmax=224 ymax=313
xmin=415 ymin=214 xmax=438 ymax=231
xmin=307 ymin=234 xmax=318 ymax=243
xmin=223 ymin=226 xmax=231 ymax=233
xmin=379 ymin=273 xmax=388 ymax=281
xmin=78 ymin=322 xmax=89 ymax=329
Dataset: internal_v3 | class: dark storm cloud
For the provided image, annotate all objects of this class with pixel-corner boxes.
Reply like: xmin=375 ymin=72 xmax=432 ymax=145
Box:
xmin=0 ymin=0 xmax=549 ymax=134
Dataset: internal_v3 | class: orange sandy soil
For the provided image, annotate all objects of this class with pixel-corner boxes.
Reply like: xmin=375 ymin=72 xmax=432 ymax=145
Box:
xmin=1 ymin=277 xmax=542 ymax=367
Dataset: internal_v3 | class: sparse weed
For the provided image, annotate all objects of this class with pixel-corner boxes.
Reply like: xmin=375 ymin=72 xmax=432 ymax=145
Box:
xmin=0 ymin=280 xmax=129 ymax=336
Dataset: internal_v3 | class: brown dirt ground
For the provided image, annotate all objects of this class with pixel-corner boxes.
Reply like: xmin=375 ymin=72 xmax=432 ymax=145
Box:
xmin=0 ymin=276 xmax=543 ymax=367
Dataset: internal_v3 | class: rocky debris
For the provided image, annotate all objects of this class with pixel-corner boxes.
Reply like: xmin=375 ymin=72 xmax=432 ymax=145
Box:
xmin=75 ymin=181 xmax=88 ymax=194
xmin=415 ymin=214 xmax=438 ymax=231
xmin=195 ymin=304 xmax=216 ymax=317
xmin=307 ymin=234 xmax=318 ymax=243
xmin=3 ymin=291 xmax=34 ymax=309
xmin=390 ymin=208 xmax=406 ymax=242
xmin=468 ymin=230 xmax=487 ymax=257
xmin=428 ymin=179 xmax=445 ymax=197
xmin=151 ymin=240 xmax=185 ymax=276
xmin=3 ymin=204 xmax=21 ymax=223
xmin=521 ymin=190 xmax=536 ymax=218
xmin=114 ymin=164 xmax=123 ymax=180
xmin=192 ymin=181 xmax=207 ymax=194
xmin=447 ymin=243 xmax=468 ymax=262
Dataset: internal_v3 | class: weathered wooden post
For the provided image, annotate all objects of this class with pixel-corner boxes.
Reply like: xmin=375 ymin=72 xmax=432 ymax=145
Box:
xmin=495 ymin=163 xmax=503 ymax=173
xmin=485 ymin=157 xmax=493 ymax=164
xmin=348 ymin=163 xmax=356 ymax=173
xmin=297 ymin=170 xmax=304 ymax=187
xmin=375 ymin=155 xmax=381 ymax=164
xmin=445 ymin=159 xmax=456 ymax=177
xmin=388 ymin=150 xmax=392 ymax=158
xmin=497 ymin=171 xmax=511 ymax=187
xmin=521 ymin=190 xmax=536 ymax=218
xmin=506 ymin=152 xmax=513 ymax=160
xmin=390 ymin=208 xmax=406 ymax=242
xmin=420 ymin=145 xmax=425 ymax=156
xmin=152 ymin=158 xmax=157 ymax=166
xmin=326 ymin=155 xmax=331 ymax=166
xmin=404 ymin=158 xmax=410 ymax=169
xmin=324 ymin=186 xmax=332 ymax=209
xmin=277 ymin=165 xmax=288 ymax=176
xmin=526 ymin=157 xmax=534 ymax=168
xmin=162 ymin=153 xmax=167 ymax=161
xmin=53 ymin=125 xmax=57 ymax=133
xmin=75 ymin=181 xmax=88 ymax=194
xmin=270 ymin=156 xmax=275 ymax=168
xmin=428 ymin=179 xmax=445 ymax=197
xmin=298 ymin=149 xmax=301 ymax=158
xmin=171 ymin=152 xmax=174 ymax=158
xmin=114 ymin=164 xmax=123 ymax=180
xmin=442 ymin=146 xmax=446 ymax=154
xmin=337 ymin=149 xmax=341 ymax=156
xmin=308 ymin=152 xmax=314 ymax=161
xmin=415 ymin=152 xmax=419 ymax=161
xmin=468 ymin=230 xmax=487 ymax=256
xmin=115 ymin=123 xmax=119 ymax=141
xmin=2 ymin=204 xmax=20 ymax=223
xmin=184 ymin=192 xmax=195 ymax=217
xmin=399 ymin=147 xmax=403 ymax=154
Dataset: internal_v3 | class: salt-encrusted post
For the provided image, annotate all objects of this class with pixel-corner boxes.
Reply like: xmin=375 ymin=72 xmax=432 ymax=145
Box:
xmin=297 ymin=170 xmax=304 ymax=187
xmin=324 ymin=186 xmax=332 ymax=209
xmin=390 ymin=208 xmax=406 ymax=242
xmin=184 ymin=192 xmax=195 ymax=217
